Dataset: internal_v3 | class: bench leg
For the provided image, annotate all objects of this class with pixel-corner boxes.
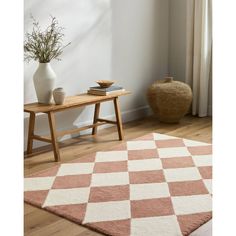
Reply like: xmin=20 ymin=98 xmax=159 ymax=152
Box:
xmin=92 ymin=103 xmax=101 ymax=135
xmin=27 ymin=112 xmax=36 ymax=154
xmin=113 ymin=97 xmax=124 ymax=140
xmin=48 ymin=112 xmax=61 ymax=162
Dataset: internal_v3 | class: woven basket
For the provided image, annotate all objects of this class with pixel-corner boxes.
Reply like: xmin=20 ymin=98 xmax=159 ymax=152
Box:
xmin=147 ymin=77 xmax=192 ymax=123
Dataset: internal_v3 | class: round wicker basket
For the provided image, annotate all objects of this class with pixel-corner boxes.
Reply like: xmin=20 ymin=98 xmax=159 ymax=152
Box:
xmin=147 ymin=77 xmax=193 ymax=123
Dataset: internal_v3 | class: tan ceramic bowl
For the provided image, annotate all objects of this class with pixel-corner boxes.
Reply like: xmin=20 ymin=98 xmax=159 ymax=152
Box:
xmin=96 ymin=80 xmax=115 ymax=88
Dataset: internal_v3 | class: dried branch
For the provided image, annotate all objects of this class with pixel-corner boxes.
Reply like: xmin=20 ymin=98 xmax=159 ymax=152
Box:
xmin=24 ymin=16 xmax=71 ymax=63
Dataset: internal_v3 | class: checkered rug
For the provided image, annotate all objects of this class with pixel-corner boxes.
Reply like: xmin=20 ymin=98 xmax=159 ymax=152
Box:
xmin=24 ymin=133 xmax=212 ymax=236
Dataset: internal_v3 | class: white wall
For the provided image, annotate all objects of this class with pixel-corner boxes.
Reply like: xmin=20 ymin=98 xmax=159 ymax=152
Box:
xmin=24 ymin=0 xmax=112 ymax=150
xmin=112 ymin=0 xmax=169 ymax=109
xmin=168 ymin=0 xmax=187 ymax=82
xmin=24 ymin=0 xmax=169 ymax=150
xmin=24 ymin=0 xmax=112 ymax=102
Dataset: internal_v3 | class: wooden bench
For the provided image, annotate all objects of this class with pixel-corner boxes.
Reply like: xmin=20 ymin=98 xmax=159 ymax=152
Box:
xmin=24 ymin=91 xmax=130 ymax=162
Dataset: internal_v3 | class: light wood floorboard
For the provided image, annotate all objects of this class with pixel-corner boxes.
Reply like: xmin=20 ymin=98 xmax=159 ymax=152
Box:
xmin=24 ymin=115 xmax=212 ymax=236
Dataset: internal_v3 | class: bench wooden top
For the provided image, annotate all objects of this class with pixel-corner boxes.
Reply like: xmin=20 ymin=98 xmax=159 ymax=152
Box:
xmin=24 ymin=91 xmax=131 ymax=113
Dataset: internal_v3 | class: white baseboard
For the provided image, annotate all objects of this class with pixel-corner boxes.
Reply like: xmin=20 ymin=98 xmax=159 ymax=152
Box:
xmin=70 ymin=105 xmax=152 ymax=137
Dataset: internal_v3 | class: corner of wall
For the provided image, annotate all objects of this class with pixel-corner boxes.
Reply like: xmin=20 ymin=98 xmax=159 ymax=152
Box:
xmin=168 ymin=0 xmax=188 ymax=82
xmin=167 ymin=0 xmax=170 ymax=76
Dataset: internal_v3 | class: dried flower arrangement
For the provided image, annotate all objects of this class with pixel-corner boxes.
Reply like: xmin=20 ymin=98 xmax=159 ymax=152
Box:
xmin=24 ymin=16 xmax=71 ymax=63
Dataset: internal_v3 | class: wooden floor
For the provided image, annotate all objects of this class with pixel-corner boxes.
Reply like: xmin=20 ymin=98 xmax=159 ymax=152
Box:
xmin=24 ymin=115 xmax=212 ymax=236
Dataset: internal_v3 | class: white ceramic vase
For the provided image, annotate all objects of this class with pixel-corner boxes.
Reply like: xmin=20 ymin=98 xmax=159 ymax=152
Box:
xmin=53 ymin=87 xmax=66 ymax=105
xmin=33 ymin=63 xmax=56 ymax=104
